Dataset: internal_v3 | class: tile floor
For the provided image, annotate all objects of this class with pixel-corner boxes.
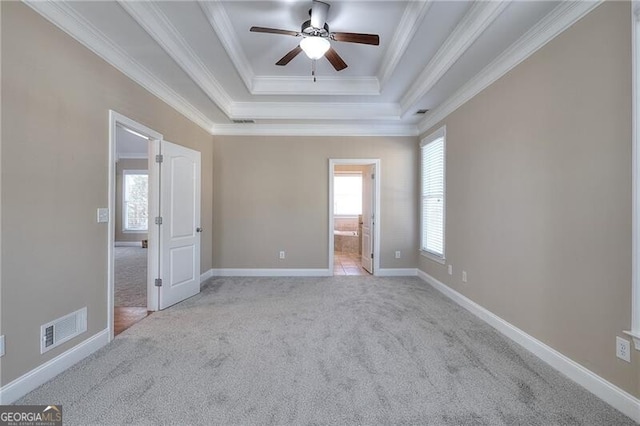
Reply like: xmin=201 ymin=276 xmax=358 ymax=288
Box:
xmin=334 ymin=251 xmax=371 ymax=276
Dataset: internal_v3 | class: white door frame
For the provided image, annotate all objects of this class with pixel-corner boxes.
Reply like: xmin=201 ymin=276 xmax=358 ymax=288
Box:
xmin=108 ymin=110 xmax=162 ymax=341
xmin=328 ymin=159 xmax=381 ymax=275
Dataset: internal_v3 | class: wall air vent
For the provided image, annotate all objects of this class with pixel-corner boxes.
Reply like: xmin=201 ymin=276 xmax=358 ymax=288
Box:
xmin=40 ymin=307 xmax=87 ymax=354
xmin=232 ymin=119 xmax=256 ymax=124
xmin=416 ymin=109 xmax=429 ymax=115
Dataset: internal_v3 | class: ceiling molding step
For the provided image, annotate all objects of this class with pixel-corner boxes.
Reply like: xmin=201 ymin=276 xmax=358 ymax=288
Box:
xmin=251 ymin=76 xmax=380 ymax=96
xmin=399 ymin=0 xmax=510 ymax=115
xmin=199 ymin=0 xmax=255 ymax=92
xmin=417 ymin=0 xmax=603 ymax=135
xmin=211 ymin=123 xmax=418 ymax=137
xmin=377 ymin=0 xmax=434 ymax=90
xmin=230 ymin=102 xmax=401 ymax=121
xmin=118 ymin=1 xmax=234 ymax=117
xmin=23 ymin=1 xmax=215 ymax=133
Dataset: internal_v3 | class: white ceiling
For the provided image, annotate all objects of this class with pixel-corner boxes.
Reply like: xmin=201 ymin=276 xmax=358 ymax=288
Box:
xmin=25 ymin=0 xmax=602 ymax=136
xmin=116 ymin=126 xmax=149 ymax=159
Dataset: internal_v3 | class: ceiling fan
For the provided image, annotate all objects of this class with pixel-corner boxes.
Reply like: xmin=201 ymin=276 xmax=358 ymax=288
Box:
xmin=249 ymin=0 xmax=380 ymax=74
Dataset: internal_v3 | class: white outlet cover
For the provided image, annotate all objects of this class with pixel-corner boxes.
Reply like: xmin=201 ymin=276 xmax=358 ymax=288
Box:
xmin=462 ymin=271 xmax=467 ymax=283
xmin=448 ymin=265 xmax=453 ymax=275
xmin=395 ymin=251 xmax=401 ymax=259
xmin=616 ymin=336 xmax=631 ymax=362
xmin=0 ymin=335 xmax=5 ymax=357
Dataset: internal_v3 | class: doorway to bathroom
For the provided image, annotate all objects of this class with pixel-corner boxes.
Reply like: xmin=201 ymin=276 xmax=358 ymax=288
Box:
xmin=329 ymin=159 xmax=381 ymax=276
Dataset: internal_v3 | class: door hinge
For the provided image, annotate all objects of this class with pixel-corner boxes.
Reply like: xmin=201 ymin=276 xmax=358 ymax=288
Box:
xmin=371 ymin=253 xmax=373 ymax=259
xmin=371 ymin=173 xmax=375 ymax=179
xmin=155 ymin=216 xmax=163 ymax=225
xmin=156 ymin=154 xmax=163 ymax=163
xmin=155 ymin=278 xmax=163 ymax=287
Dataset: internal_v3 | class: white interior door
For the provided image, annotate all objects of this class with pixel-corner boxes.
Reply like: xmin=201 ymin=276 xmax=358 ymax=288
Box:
xmin=361 ymin=165 xmax=374 ymax=274
xmin=158 ymin=141 xmax=201 ymax=309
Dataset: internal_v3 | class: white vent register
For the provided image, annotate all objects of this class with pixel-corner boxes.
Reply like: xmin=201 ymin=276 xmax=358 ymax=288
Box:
xmin=40 ymin=307 xmax=87 ymax=354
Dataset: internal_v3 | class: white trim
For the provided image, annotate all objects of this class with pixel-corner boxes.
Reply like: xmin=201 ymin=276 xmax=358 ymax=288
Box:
xmin=329 ymin=159 xmax=381 ymax=276
xmin=377 ymin=0 xmax=434 ymax=90
xmin=376 ymin=268 xmax=418 ymax=277
xmin=118 ymin=1 xmax=233 ymax=118
xmin=116 ymin=153 xmax=148 ymax=161
xmin=109 ymin=111 xmax=162 ymax=339
xmin=418 ymin=0 xmax=602 ymax=134
xmin=420 ymin=250 xmax=446 ymax=265
xmin=24 ymin=1 xmax=216 ymax=134
xmin=114 ymin=241 xmax=143 ymax=247
xmin=417 ymin=270 xmax=640 ymax=423
xmin=251 ymin=76 xmax=380 ymax=96
xmin=629 ymin=1 xmax=640 ymax=351
xmin=198 ymin=0 xmax=254 ymax=93
xmin=230 ymin=102 xmax=401 ymax=121
xmin=0 ymin=329 xmax=109 ymax=404
xmin=200 ymin=268 xmax=214 ymax=283
xmin=400 ymin=1 xmax=509 ymax=115
xmin=210 ymin=269 xmax=331 ymax=277
xmin=211 ymin=123 xmax=418 ymax=137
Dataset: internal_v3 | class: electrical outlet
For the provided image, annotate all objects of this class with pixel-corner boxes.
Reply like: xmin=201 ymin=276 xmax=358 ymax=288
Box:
xmin=0 ymin=335 xmax=4 ymax=357
xmin=448 ymin=265 xmax=453 ymax=275
xmin=616 ymin=336 xmax=631 ymax=362
xmin=462 ymin=271 xmax=467 ymax=283
xmin=279 ymin=251 xmax=285 ymax=259
xmin=395 ymin=251 xmax=401 ymax=259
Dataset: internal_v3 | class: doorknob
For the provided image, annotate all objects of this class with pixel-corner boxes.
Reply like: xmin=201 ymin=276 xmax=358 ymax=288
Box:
xmin=196 ymin=227 xmax=203 ymax=233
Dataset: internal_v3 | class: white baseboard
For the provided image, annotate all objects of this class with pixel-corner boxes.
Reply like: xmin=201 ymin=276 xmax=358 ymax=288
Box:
xmin=0 ymin=329 xmax=109 ymax=404
xmin=376 ymin=268 xmax=418 ymax=277
xmin=114 ymin=241 xmax=142 ymax=247
xmin=200 ymin=269 xmax=214 ymax=283
xmin=417 ymin=269 xmax=640 ymax=423
xmin=211 ymin=268 xmax=331 ymax=277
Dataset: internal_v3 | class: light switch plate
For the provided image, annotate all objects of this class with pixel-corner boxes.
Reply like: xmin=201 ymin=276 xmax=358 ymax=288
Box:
xmin=97 ymin=208 xmax=109 ymax=223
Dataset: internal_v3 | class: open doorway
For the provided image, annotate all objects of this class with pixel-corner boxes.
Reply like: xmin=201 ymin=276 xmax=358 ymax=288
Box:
xmin=113 ymin=124 xmax=151 ymax=335
xmin=329 ymin=159 xmax=381 ymax=276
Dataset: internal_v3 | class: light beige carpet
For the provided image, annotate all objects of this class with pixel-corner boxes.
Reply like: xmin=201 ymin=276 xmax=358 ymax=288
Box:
xmin=18 ymin=276 xmax=635 ymax=425
xmin=114 ymin=246 xmax=147 ymax=307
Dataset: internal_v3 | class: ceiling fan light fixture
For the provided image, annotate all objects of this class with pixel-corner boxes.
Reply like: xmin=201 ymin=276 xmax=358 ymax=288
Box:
xmin=300 ymin=36 xmax=330 ymax=60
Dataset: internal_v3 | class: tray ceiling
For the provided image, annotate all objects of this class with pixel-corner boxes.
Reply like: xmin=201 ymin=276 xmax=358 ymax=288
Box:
xmin=24 ymin=1 xmax=601 ymax=136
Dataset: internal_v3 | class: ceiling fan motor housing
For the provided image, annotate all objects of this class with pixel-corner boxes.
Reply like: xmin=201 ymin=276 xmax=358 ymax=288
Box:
xmin=301 ymin=20 xmax=330 ymax=38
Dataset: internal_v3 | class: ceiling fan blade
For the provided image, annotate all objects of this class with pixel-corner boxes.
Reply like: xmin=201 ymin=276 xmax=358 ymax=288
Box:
xmin=332 ymin=32 xmax=380 ymax=46
xmin=325 ymin=47 xmax=347 ymax=71
xmin=250 ymin=26 xmax=300 ymax=37
xmin=311 ymin=0 xmax=330 ymax=29
xmin=276 ymin=45 xmax=303 ymax=66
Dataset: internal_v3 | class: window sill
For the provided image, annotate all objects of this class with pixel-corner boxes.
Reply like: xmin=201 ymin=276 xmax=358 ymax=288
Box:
xmin=420 ymin=250 xmax=445 ymax=265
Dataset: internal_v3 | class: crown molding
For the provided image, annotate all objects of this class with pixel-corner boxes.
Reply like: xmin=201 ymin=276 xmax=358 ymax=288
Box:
xmin=211 ymin=123 xmax=418 ymax=137
xmin=198 ymin=0 xmax=254 ymax=92
xmin=400 ymin=0 xmax=509 ymax=115
xmin=231 ymin=101 xmax=400 ymax=121
xmin=377 ymin=0 xmax=434 ymax=90
xmin=251 ymin=76 xmax=380 ymax=95
xmin=417 ymin=0 xmax=603 ymax=135
xmin=23 ymin=0 xmax=216 ymax=133
xmin=118 ymin=1 xmax=234 ymax=117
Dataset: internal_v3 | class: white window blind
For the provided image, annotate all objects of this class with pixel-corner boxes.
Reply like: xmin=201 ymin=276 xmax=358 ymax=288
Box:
xmin=421 ymin=128 xmax=445 ymax=259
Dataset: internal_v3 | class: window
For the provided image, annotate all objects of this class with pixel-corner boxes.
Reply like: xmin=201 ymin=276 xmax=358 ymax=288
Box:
xmin=420 ymin=127 xmax=446 ymax=261
xmin=123 ymin=170 xmax=148 ymax=232
xmin=334 ymin=173 xmax=362 ymax=215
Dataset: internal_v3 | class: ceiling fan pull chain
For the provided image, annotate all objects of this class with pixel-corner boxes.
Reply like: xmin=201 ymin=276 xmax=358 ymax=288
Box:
xmin=312 ymin=60 xmax=317 ymax=83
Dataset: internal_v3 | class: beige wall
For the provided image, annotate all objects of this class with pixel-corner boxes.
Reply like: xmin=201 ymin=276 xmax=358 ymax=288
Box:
xmin=1 ymin=2 xmax=214 ymax=386
xmin=211 ymin=135 xmax=418 ymax=270
xmin=418 ymin=2 xmax=638 ymax=397
xmin=115 ymin=159 xmax=148 ymax=243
